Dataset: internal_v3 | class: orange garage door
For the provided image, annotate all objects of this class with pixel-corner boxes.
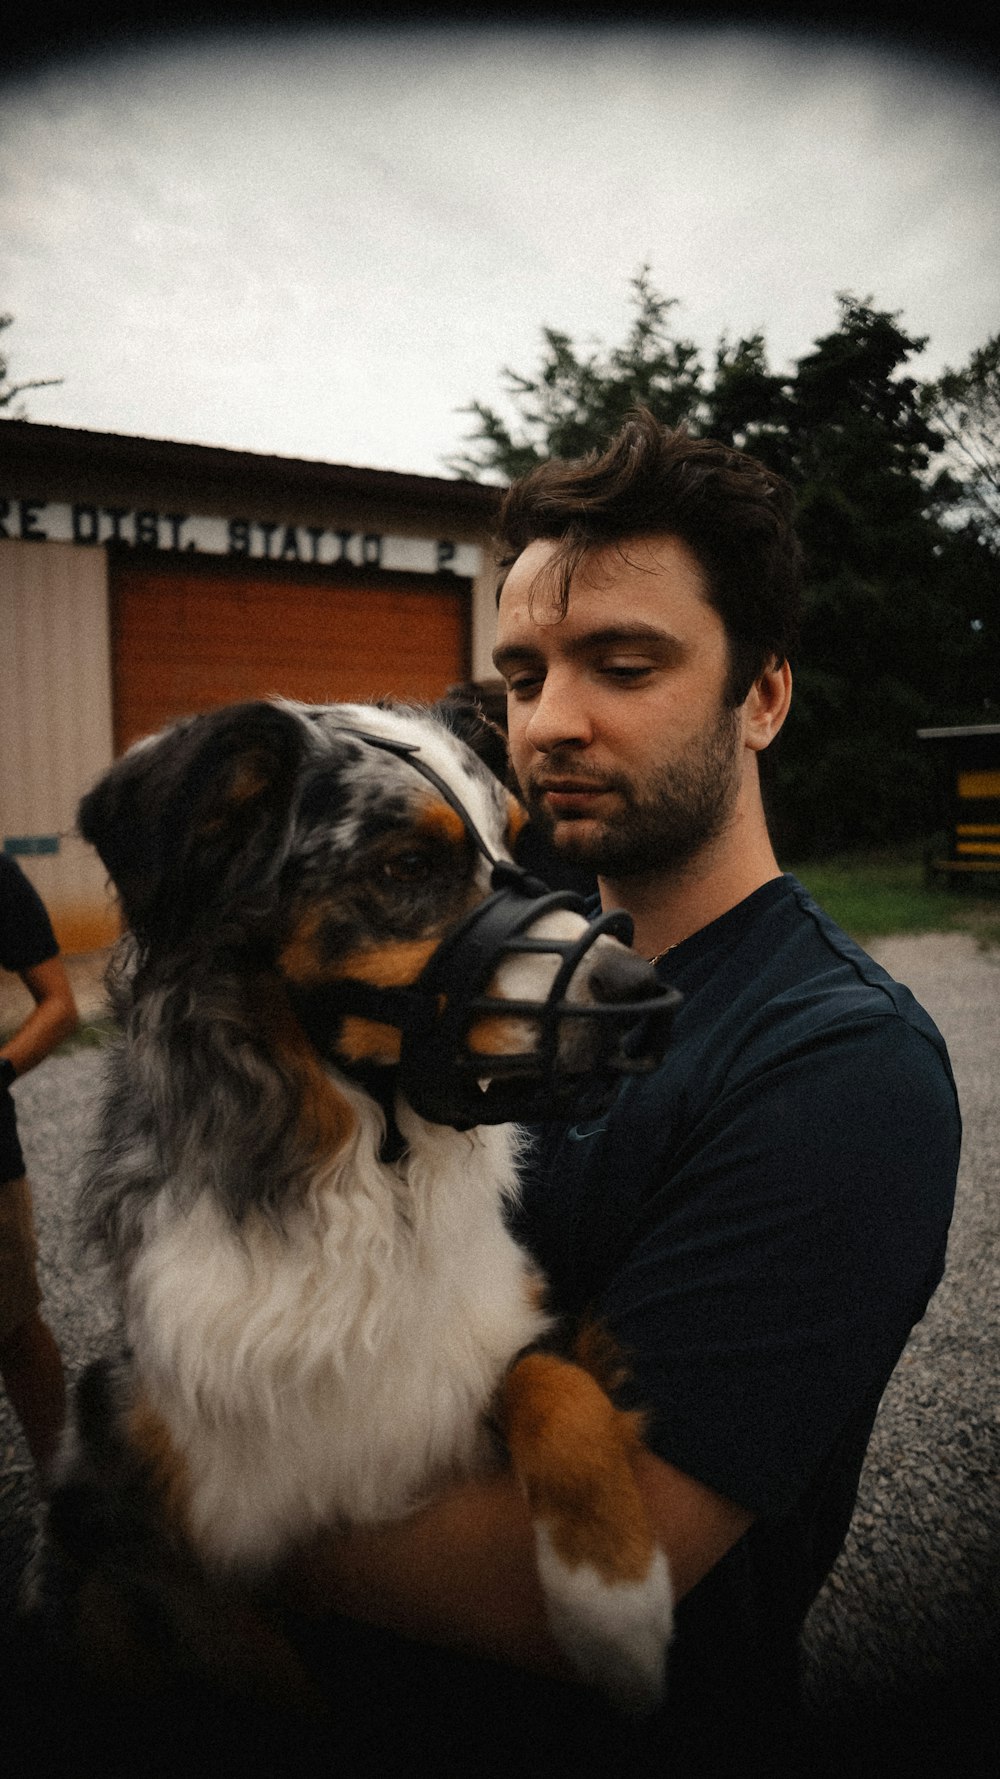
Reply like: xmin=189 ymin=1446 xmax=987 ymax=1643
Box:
xmin=112 ymin=558 xmax=470 ymax=753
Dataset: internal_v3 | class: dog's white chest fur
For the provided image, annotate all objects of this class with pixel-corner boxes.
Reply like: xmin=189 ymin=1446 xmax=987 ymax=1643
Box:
xmin=126 ymin=1106 xmax=547 ymax=1572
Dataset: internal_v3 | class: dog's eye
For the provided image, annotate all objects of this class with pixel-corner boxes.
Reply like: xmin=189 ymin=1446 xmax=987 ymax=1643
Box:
xmin=382 ymin=850 xmax=436 ymax=884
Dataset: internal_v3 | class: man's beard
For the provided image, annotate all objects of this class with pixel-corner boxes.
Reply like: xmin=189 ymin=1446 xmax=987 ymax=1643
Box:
xmin=523 ymin=701 xmax=743 ymax=878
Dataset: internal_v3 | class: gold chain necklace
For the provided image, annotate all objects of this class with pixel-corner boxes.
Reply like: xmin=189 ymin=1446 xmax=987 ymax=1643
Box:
xmin=648 ymin=946 xmax=676 ymax=966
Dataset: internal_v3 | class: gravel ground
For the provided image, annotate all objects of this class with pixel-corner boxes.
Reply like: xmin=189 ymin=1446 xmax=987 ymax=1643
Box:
xmin=1 ymin=934 xmax=997 ymax=1769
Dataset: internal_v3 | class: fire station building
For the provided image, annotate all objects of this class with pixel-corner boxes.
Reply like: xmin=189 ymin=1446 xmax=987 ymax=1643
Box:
xmin=1 ymin=421 xmax=502 ymax=952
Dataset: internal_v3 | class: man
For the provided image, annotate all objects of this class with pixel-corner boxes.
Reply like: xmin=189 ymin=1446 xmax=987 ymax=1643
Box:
xmin=1 ymin=856 xmax=78 ymax=1482
xmin=288 ymin=414 xmax=960 ymax=1774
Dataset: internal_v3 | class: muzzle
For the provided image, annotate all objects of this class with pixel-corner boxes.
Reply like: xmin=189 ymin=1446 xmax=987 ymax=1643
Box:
xmin=288 ymin=730 xmax=681 ymax=1129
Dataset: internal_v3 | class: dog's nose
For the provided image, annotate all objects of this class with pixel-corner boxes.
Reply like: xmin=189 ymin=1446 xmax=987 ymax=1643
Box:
xmin=587 ymin=945 xmax=664 ymax=1005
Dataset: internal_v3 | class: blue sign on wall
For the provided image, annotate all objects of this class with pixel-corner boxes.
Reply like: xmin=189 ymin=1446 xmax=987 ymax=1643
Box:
xmin=3 ymin=836 xmax=61 ymax=857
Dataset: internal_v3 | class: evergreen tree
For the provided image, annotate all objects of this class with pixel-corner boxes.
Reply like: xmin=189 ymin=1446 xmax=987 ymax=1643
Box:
xmin=446 ymin=267 xmax=706 ymax=480
xmin=763 ymin=297 xmax=997 ymax=854
xmin=702 ymin=331 xmax=788 ymax=452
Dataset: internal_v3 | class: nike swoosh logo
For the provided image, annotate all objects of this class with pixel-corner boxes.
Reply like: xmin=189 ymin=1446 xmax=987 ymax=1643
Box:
xmin=567 ymin=1119 xmax=610 ymax=1141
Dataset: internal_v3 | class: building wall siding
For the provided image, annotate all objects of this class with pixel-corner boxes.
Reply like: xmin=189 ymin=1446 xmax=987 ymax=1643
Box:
xmin=1 ymin=426 xmax=503 ymax=953
xmin=1 ymin=539 xmax=118 ymax=952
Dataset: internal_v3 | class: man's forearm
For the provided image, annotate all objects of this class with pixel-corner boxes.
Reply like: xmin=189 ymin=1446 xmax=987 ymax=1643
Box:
xmin=274 ymin=1449 xmax=753 ymax=1678
xmin=3 ymin=960 xmax=79 ymax=1077
xmin=279 ymin=1470 xmax=568 ymax=1676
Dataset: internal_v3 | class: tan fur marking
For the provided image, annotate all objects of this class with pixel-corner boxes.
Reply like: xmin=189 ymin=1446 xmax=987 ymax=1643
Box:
xmin=525 ymin=1270 xmax=549 ymax=1315
xmin=416 ymin=799 xmax=468 ymax=844
xmin=226 ymin=753 xmax=271 ymax=805
xmin=337 ymin=1016 xmax=404 ymax=1063
xmin=126 ymin=1396 xmax=192 ymax=1539
xmin=278 ymin=905 xmax=333 ymax=985
xmin=251 ymin=976 xmax=358 ymax=1159
xmin=281 ymin=923 xmax=441 ymax=991
xmin=502 ymin=1353 xmax=655 ymax=1585
xmin=335 ymin=939 xmax=440 ymax=988
xmin=506 ymin=796 xmax=530 ymax=848
xmin=298 ymin=1061 xmax=360 ymax=1152
xmin=465 ymin=1012 xmax=537 ymax=1056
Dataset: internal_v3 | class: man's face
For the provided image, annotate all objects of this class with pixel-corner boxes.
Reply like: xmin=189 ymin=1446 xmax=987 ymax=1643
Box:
xmin=493 ymin=535 xmax=745 ymax=879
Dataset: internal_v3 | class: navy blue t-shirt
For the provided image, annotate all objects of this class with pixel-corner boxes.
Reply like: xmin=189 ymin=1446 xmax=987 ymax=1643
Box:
xmin=516 ymin=874 xmax=958 ymax=1509
xmin=507 ymin=873 xmax=960 ymax=1758
xmin=1 ymin=855 xmax=59 ymax=1183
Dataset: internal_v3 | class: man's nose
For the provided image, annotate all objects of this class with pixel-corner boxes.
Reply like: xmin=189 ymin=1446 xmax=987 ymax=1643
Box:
xmin=522 ymin=672 xmax=592 ymax=753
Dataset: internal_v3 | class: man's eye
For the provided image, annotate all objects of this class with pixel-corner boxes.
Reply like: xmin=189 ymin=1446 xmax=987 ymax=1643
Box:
xmin=382 ymin=851 xmax=436 ymax=884
xmin=600 ymin=661 xmax=654 ymax=682
xmin=507 ymin=674 xmax=542 ymax=697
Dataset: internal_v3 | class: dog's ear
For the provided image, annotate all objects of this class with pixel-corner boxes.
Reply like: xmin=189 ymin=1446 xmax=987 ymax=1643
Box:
xmin=78 ymin=702 xmax=308 ymax=942
xmin=434 ymin=687 xmax=510 ymax=784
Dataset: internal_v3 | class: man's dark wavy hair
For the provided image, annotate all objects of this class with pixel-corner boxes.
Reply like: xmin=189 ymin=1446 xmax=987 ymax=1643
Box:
xmin=495 ymin=408 xmax=803 ymax=705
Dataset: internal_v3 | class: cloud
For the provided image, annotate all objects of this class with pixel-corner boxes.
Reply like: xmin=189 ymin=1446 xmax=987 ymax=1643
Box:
xmin=2 ymin=21 xmax=998 ymax=472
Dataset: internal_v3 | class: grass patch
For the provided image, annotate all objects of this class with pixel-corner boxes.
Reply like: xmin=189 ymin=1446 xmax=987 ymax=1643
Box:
xmin=59 ymin=1015 xmax=118 ymax=1052
xmin=789 ymin=850 xmax=1000 ymax=946
xmin=0 ymin=1014 xmax=118 ymax=1052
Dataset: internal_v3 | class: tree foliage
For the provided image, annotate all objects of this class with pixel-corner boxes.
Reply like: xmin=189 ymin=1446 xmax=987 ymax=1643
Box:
xmin=0 ymin=312 xmax=62 ymax=419
xmin=754 ymin=298 xmax=991 ymax=854
xmin=446 ymin=269 xmax=706 ymax=479
xmin=922 ymin=335 xmax=1000 ymax=535
xmin=453 ymin=276 xmax=1000 ymax=855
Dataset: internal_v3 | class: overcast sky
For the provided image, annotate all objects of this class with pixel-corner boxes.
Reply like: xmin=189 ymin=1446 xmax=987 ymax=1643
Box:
xmin=2 ymin=19 xmax=998 ymax=477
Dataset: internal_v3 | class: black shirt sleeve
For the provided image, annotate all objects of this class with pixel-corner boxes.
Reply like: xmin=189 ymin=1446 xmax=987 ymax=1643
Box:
xmin=592 ymin=1014 xmax=959 ymax=1517
xmin=0 ymin=856 xmax=59 ymax=974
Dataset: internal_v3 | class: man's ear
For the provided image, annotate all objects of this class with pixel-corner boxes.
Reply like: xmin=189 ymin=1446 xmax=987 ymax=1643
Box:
xmin=744 ymin=659 xmax=792 ymax=753
xmin=78 ymin=701 xmax=308 ymax=943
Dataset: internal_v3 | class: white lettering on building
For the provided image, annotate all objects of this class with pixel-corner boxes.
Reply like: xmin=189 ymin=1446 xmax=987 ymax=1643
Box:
xmin=0 ymin=499 xmax=480 ymax=578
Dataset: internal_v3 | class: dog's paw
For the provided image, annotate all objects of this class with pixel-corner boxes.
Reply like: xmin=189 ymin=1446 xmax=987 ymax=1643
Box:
xmin=535 ymin=1526 xmax=672 ymax=1716
xmin=502 ymin=1349 xmax=673 ymax=1712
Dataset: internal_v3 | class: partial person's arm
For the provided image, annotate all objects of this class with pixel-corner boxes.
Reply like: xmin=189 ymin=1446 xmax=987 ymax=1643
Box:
xmin=0 ymin=956 xmax=79 ymax=1079
xmin=279 ymin=1449 xmax=753 ymax=1677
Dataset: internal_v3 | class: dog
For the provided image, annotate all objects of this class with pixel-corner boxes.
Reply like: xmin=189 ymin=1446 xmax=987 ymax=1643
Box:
xmin=33 ymin=695 xmax=677 ymax=1746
